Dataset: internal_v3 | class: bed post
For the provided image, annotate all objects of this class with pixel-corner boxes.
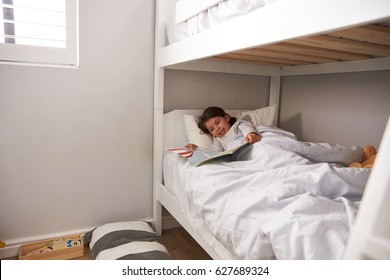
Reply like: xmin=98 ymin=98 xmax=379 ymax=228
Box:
xmin=153 ymin=107 xmax=163 ymax=236
xmin=344 ymin=116 xmax=390 ymax=259
xmin=152 ymin=0 xmax=164 ymax=235
xmin=153 ymin=0 xmax=178 ymax=235
xmin=269 ymin=75 xmax=281 ymax=125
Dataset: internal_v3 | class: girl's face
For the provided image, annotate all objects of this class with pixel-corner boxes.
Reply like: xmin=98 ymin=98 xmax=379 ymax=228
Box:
xmin=204 ymin=115 xmax=231 ymax=138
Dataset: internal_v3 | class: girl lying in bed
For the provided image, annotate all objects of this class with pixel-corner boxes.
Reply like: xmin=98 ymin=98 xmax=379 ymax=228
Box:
xmin=186 ymin=106 xmax=261 ymax=152
xmin=186 ymin=106 xmax=372 ymax=166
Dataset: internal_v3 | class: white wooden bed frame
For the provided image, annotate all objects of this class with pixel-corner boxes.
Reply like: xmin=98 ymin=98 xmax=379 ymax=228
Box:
xmin=153 ymin=0 xmax=390 ymax=259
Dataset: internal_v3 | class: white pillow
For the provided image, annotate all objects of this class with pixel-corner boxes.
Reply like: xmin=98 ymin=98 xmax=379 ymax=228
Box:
xmin=183 ymin=105 xmax=278 ymax=149
xmin=233 ymin=105 xmax=278 ymax=127
xmin=183 ymin=114 xmax=214 ymax=149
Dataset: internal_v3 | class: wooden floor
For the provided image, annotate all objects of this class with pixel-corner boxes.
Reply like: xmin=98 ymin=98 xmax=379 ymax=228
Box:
xmin=159 ymin=227 xmax=212 ymax=260
xmin=4 ymin=227 xmax=211 ymax=260
xmin=70 ymin=227 xmax=212 ymax=260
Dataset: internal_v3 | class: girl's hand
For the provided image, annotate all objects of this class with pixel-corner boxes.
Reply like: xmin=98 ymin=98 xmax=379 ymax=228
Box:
xmin=245 ymin=132 xmax=261 ymax=144
xmin=185 ymin=143 xmax=198 ymax=150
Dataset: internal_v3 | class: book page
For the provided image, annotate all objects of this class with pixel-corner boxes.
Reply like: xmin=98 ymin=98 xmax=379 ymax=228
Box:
xmin=166 ymin=142 xmax=250 ymax=166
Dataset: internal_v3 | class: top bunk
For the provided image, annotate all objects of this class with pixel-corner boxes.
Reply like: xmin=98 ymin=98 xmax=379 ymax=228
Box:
xmin=155 ymin=0 xmax=390 ymax=74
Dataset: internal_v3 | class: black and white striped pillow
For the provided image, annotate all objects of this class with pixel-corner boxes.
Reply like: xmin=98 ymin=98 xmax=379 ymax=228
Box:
xmin=83 ymin=221 xmax=172 ymax=260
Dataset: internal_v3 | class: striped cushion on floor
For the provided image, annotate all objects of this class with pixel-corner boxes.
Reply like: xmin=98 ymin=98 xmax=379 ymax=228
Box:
xmin=83 ymin=221 xmax=172 ymax=260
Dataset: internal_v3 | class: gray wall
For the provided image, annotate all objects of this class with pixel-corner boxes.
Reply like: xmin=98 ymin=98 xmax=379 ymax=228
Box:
xmin=0 ymin=0 xmax=155 ymax=242
xmin=279 ymin=71 xmax=390 ymax=148
xmin=164 ymin=69 xmax=270 ymax=111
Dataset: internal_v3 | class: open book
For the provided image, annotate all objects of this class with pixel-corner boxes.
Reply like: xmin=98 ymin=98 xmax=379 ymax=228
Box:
xmin=166 ymin=142 xmax=250 ymax=167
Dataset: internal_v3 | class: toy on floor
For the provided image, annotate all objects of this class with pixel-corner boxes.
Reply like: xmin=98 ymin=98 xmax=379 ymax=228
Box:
xmin=349 ymin=145 xmax=377 ymax=168
xmin=25 ymin=236 xmax=82 ymax=256
xmin=0 ymin=240 xmax=5 ymax=248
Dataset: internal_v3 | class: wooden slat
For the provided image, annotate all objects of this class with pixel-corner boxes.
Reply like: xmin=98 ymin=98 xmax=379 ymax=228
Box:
xmin=212 ymin=56 xmax=287 ymax=66
xmin=263 ymin=42 xmax=370 ymax=61
xmin=291 ymin=35 xmax=390 ymax=57
xmin=215 ymin=53 xmax=310 ymax=66
xmin=329 ymin=24 xmax=390 ymax=46
xmin=235 ymin=48 xmax=339 ymax=64
xmin=210 ymin=56 xmax=280 ymax=66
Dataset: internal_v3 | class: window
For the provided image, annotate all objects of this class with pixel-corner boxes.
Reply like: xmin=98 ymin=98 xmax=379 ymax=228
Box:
xmin=0 ymin=0 xmax=78 ymax=66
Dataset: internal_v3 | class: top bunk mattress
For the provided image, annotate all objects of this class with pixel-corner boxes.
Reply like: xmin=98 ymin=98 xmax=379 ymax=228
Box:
xmin=167 ymin=0 xmax=280 ymax=44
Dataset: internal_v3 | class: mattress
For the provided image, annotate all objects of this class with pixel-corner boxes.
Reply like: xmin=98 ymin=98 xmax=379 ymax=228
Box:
xmin=167 ymin=0 xmax=281 ymax=44
xmin=163 ymin=152 xmax=238 ymax=259
xmin=162 ymin=127 xmax=371 ymax=259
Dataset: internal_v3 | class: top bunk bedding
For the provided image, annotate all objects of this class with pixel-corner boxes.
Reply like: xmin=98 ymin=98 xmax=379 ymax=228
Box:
xmin=157 ymin=0 xmax=390 ymax=69
xmin=167 ymin=0 xmax=278 ymax=44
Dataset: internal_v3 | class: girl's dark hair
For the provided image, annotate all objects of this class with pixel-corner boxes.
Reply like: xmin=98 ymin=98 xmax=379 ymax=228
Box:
xmin=197 ymin=107 xmax=236 ymax=134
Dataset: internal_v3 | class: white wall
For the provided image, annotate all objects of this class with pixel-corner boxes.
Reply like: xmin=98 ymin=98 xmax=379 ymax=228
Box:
xmin=0 ymin=0 xmax=155 ymax=244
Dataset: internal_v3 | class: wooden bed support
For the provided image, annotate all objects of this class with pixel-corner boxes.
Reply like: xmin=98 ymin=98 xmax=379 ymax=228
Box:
xmin=214 ymin=22 xmax=390 ymax=66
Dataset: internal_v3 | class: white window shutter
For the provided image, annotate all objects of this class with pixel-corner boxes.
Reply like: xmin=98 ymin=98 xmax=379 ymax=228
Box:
xmin=0 ymin=0 xmax=78 ymax=66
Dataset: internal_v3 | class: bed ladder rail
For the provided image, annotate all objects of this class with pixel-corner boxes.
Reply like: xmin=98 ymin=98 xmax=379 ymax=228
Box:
xmin=344 ymin=116 xmax=390 ymax=259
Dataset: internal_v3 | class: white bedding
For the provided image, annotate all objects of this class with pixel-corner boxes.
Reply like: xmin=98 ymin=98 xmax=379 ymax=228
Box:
xmin=167 ymin=0 xmax=281 ymax=44
xmin=163 ymin=126 xmax=370 ymax=259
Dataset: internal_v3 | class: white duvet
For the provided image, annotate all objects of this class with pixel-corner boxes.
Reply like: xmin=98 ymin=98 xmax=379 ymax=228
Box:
xmin=163 ymin=127 xmax=370 ymax=259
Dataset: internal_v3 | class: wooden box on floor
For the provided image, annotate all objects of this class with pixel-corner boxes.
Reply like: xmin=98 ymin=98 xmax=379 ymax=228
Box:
xmin=19 ymin=235 xmax=84 ymax=260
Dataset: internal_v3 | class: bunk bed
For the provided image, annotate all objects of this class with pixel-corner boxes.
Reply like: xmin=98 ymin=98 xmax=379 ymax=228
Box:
xmin=153 ymin=0 xmax=390 ymax=260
